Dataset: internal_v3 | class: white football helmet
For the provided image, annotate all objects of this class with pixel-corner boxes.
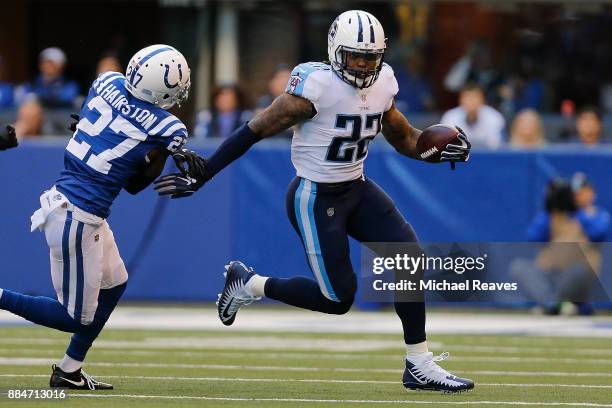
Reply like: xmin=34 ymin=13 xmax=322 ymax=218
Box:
xmin=328 ymin=10 xmax=386 ymax=89
xmin=125 ymin=44 xmax=191 ymax=109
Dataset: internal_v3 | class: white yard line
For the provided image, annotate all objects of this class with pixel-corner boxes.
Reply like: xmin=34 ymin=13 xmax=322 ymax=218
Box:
xmin=67 ymin=394 xmax=612 ymax=407
xmin=0 ymin=358 xmax=611 ymax=378
xmin=1 ymin=373 xmax=611 ymax=389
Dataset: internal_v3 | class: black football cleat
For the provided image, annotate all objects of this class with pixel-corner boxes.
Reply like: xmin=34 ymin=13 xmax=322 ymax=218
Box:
xmin=217 ymin=260 xmax=261 ymax=326
xmin=402 ymin=352 xmax=474 ymax=393
xmin=50 ymin=364 xmax=113 ymax=390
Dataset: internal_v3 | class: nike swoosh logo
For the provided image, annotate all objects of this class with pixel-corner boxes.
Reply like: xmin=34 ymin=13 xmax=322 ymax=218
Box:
xmin=60 ymin=377 xmax=85 ymax=387
xmin=221 ymin=299 xmax=234 ymax=319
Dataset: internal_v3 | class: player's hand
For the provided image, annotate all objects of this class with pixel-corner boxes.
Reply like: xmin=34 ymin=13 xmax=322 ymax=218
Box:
xmin=154 ymin=173 xmax=202 ymax=199
xmin=440 ymin=126 xmax=471 ymax=170
xmin=68 ymin=113 xmax=80 ymax=132
xmin=0 ymin=125 xmax=18 ymax=151
xmin=172 ymin=149 xmax=211 ymax=181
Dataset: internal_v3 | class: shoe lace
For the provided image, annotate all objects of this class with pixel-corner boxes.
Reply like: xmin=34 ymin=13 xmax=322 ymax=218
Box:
xmin=227 ymin=293 xmax=261 ymax=315
xmin=79 ymin=370 xmax=99 ymax=390
xmin=413 ymin=352 xmax=453 ymax=381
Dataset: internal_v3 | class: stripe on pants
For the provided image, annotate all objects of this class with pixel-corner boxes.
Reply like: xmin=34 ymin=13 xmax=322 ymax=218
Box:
xmin=61 ymin=211 xmax=73 ymax=307
xmin=294 ymin=179 xmax=339 ymax=302
xmin=66 ymin=218 xmax=79 ymax=319
xmin=74 ymin=222 xmax=85 ymax=324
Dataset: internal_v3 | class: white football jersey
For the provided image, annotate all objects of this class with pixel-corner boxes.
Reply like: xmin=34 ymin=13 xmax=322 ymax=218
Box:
xmin=286 ymin=62 xmax=398 ymax=183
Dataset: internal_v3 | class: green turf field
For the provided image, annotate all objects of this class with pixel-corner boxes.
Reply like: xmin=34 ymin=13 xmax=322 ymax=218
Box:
xmin=0 ymin=326 xmax=610 ymax=407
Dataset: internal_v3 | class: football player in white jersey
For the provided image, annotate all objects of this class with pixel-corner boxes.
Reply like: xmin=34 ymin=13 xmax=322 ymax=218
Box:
xmin=156 ymin=10 xmax=472 ymax=393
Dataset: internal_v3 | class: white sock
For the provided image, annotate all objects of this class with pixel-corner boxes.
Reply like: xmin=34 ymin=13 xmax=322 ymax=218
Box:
xmin=245 ymin=275 xmax=268 ymax=297
xmin=406 ymin=341 xmax=429 ymax=360
xmin=58 ymin=354 xmax=83 ymax=373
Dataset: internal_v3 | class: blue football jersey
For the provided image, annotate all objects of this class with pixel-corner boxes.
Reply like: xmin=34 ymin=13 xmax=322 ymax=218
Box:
xmin=55 ymin=71 xmax=187 ymax=218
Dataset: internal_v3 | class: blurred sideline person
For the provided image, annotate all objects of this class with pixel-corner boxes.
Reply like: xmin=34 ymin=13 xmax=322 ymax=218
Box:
xmin=0 ymin=55 xmax=15 ymax=109
xmin=441 ymin=83 xmax=505 ymax=149
xmin=14 ymin=98 xmax=44 ymax=139
xmin=394 ymin=46 xmax=434 ymax=113
xmin=16 ymin=47 xmax=80 ymax=108
xmin=509 ymin=109 xmax=546 ymax=148
xmin=256 ymin=64 xmax=292 ymax=111
xmin=512 ymin=177 xmax=609 ymax=315
xmin=569 ymin=107 xmax=605 ymax=146
xmin=194 ymin=84 xmax=251 ymax=139
xmin=0 ymin=44 xmax=191 ymax=390
xmin=96 ymin=52 xmax=122 ymax=76
xmin=155 ymin=10 xmax=474 ymax=393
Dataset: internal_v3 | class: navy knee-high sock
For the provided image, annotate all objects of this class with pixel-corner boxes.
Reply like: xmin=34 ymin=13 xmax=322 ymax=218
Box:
xmin=395 ymin=301 xmax=426 ymax=344
xmin=0 ymin=289 xmax=82 ymax=332
xmin=66 ymin=282 xmax=127 ymax=362
xmin=264 ymin=276 xmax=352 ymax=315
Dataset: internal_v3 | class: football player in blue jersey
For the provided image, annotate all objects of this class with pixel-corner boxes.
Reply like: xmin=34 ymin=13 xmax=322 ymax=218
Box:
xmin=0 ymin=44 xmax=191 ymax=390
xmin=156 ymin=11 xmax=473 ymax=393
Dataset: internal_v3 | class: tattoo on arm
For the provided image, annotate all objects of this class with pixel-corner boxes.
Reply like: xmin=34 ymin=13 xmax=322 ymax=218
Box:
xmin=248 ymin=93 xmax=316 ymax=138
xmin=381 ymin=101 xmax=422 ymax=160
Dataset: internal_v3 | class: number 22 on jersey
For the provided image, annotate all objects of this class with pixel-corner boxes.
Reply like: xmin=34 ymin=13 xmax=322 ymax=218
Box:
xmin=326 ymin=113 xmax=382 ymax=162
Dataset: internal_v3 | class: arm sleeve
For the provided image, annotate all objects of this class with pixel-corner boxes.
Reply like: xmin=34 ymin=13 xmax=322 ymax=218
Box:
xmin=206 ymin=123 xmax=262 ymax=176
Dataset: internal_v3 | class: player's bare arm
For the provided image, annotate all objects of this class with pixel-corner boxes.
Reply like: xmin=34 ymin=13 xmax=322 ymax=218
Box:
xmin=248 ymin=93 xmax=315 ymax=138
xmin=381 ymin=100 xmax=422 ymax=160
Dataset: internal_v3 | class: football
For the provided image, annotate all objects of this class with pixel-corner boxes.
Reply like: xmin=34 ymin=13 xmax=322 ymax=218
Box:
xmin=416 ymin=124 xmax=460 ymax=162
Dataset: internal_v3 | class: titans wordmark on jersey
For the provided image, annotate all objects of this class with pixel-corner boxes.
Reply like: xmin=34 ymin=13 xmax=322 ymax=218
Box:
xmin=286 ymin=62 xmax=398 ymax=183
xmin=55 ymin=71 xmax=187 ymax=218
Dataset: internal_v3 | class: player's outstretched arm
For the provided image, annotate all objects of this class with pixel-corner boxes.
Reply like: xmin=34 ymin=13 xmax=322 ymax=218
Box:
xmin=381 ymin=101 xmax=423 ymax=160
xmin=155 ymin=93 xmax=315 ymax=199
xmin=248 ymin=93 xmax=316 ymax=138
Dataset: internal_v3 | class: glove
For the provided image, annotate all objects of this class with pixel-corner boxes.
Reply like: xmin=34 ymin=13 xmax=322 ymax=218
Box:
xmin=154 ymin=149 xmax=212 ymax=199
xmin=68 ymin=113 xmax=80 ymax=132
xmin=154 ymin=173 xmax=201 ymax=199
xmin=440 ymin=126 xmax=471 ymax=170
xmin=0 ymin=125 xmax=18 ymax=151
xmin=172 ymin=149 xmax=211 ymax=181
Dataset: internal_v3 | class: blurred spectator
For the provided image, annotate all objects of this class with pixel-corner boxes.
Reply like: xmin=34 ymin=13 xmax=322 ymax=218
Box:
xmin=14 ymin=98 xmax=44 ymax=139
xmin=194 ymin=85 xmax=251 ymax=139
xmin=513 ymin=177 xmax=607 ymax=315
xmin=443 ymin=41 xmax=504 ymax=105
xmin=509 ymin=109 xmax=545 ymax=148
xmin=16 ymin=47 xmax=79 ymax=108
xmin=570 ymin=173 xmax=611 ymax=242
xmin=96 ymin=52 xmax=122 ymax=75
xmin=0 ymin=55 xmax=14 ymax=109
xmin=440 ymin=84 xmax=505 ymax=149
xmin=499 ymin=58 xmax=546 ymax=116
xmin=569 ymin=107 xmax=604 ymax=146
xmin=256 ymin=64 xmax=291 ymax=110
xmin=394 ymin=46 xmax=434 ymax=113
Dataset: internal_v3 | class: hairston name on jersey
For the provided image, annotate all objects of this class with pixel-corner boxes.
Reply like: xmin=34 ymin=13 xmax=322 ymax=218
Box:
xmin=92 ymin=75 xmax=160 ymax=131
